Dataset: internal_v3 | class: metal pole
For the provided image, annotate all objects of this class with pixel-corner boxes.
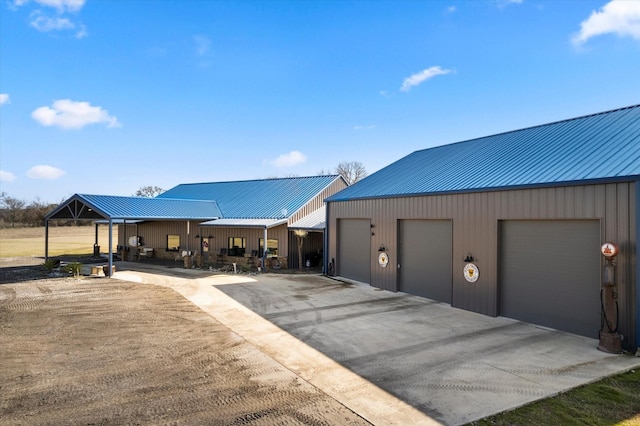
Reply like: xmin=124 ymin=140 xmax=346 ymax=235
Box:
xmin=263 ymin=226 xmax=268 ymax=270
xmin=108 ymin=219 xmax=113 ymax=277
xmin=45 ymin=220 xmax=49 ymax=262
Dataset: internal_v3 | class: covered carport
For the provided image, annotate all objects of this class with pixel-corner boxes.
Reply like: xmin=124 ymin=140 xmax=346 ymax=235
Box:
xmin=288 ymin=206 xmax=327 ymax=270
xmin=44 ymin=194 xmax=222 ymax=276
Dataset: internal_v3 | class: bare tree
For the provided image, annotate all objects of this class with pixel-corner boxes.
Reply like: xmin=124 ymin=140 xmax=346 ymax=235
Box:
xmin=134 ymin=186 xmax=165 ymax=198
xmin=0 ymin=193 xmax=26 ymax=227
xmin=23 ymin=197 xmax=55 ymax=227
xmin=335 ymin=161 xmax=367 ymax=185
xmin=293 ymin=229 xmax=308 ymax=270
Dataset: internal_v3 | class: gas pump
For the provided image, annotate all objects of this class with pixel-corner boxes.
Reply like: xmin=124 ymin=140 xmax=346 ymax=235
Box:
xmin=598 ymin=242 xmax=622 ymax=354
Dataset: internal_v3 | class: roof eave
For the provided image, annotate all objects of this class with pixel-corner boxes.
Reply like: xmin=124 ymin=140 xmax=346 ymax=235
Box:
xmin=326 ymin=175 xmax=640 ymax=203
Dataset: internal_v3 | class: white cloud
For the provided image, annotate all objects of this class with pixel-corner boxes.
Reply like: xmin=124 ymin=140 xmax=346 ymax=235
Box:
xmin=400 ymin=66 xmax=453 ymax=92
xmin=32 ymin=99 xmax=121 ymax=129
xmin=30 ymin=11 xmax=73 ymax=31
xmin=194 ymin=35 xmax=212 ymax=56
xmin=18 ymin=0 xmax=85 ymax=12
xmin=74 ymin=23 xmax=87 ymax=38
xmin=27 ymin=165 xmax=66 ymax=180
xmin=0 ymin=170 xmax=17 ymax=182
xmin=270 ymin=151 xmax=307 ymax=167
xmin=38 ymin=0 xmax=85 ymax=12
xmin=496 ymin=0 xmax=523 ymax=7
xmin=15 ymin=0 xmax=86 ymax=37
xmin=572 ymin=0 xmax=640 ymax=45
xmin=446 ymin=6 xmax=456 ymax=13
xmin=29 ymin=10 xmax=86 ymax=37
xmin=0 ymin=94 xmax=9 ymax=106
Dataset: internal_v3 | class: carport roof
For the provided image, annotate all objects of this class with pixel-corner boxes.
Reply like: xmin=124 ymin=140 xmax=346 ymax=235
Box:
xmin=45 ymin=194 xmax=222 ymax=221
xmin=289 ymin=206 xmax=326 ymax=231
xmin=327 ymin=104 xmax=640 ymax=202
xmin=200 ymin=218 xmax=288 ymax=228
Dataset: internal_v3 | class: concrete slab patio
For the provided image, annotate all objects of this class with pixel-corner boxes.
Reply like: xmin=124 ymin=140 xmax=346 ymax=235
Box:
xmin=113 ymin=262 xmax=640 ymax=426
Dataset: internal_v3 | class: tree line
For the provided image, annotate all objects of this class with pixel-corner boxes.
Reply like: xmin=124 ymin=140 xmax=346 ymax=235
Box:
xmin=0 ymin=192 xmax=65 ymax=228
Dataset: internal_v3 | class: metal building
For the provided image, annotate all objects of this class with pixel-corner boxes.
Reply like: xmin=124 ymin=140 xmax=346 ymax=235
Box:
xmin=325 ymin=105 xmax=640 ymax=351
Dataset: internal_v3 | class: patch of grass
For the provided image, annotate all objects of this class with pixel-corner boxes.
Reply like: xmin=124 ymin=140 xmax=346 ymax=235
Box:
xmin=470 ymin=368 xmax=640 ymax=425
xmin=0 ymin=226 xmax=118 ymax=258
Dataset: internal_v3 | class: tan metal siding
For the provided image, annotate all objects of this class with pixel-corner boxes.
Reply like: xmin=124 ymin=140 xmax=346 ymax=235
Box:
xmin=117 ymin=224 xmax=137 ymax=248
xmin=328 ymin=182 xmax=636 ymax=348
xmin=288 ymin=179 xmax=347 ymax=225
xmin=126 ymin=221 xmax=289 ymax=262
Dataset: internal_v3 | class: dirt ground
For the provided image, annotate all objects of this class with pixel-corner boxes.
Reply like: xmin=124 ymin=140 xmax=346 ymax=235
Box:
xmin=0 ymin=257 xmax=370 ymax=425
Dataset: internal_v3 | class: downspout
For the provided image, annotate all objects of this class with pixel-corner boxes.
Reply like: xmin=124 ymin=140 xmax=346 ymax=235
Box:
xmin=108 ymin=218 xmax=113 ymax=277
xmin=324 ymin=203 xmax=329 ymax=275
xmin=635 ymin=180 xmax=639 ymax=354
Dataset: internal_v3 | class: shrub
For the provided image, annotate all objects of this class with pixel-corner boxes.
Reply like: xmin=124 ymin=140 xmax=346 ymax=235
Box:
xmin=42 ymin=259 xmax=59 ymax=273
xmin=63 ymin=262 xmax=82 ymax=277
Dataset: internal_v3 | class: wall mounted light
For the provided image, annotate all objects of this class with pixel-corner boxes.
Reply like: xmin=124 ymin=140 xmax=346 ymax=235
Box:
xmin=378 ymin=245 xmax=386 ymax=252
xmin=464 ymin=252 xmax=474 ymax=263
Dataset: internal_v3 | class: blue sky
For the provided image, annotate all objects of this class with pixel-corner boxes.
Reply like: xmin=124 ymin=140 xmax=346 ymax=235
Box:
xmin=1 ymin=0 xmax=639 ymax=204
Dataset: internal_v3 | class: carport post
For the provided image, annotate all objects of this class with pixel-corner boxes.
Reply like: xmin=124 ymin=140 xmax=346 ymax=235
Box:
xmin=108 ymin=218 xmax=113 ymax=277
xmin=45 ymin=220 xmax=49 ymax=262
xmin=263 ymin=226 xmax=267 ymax=270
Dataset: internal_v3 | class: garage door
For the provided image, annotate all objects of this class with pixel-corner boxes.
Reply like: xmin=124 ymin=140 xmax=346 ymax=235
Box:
xmin=500 ymin=220 xmax=600 ymax=338
xmin=398 ymin=220 xmax=452 ymax=303
xmin=337 ymin=219 xmax=371 ymax=284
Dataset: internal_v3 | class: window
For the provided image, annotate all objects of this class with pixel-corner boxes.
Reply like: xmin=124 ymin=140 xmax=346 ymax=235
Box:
xmin=228 ymin=237 xmax=246 ymax=256
xmin=167 ymin=234 xmax=180 ymax=251
xmin=259 ymin=238 xmax=278 ymax=257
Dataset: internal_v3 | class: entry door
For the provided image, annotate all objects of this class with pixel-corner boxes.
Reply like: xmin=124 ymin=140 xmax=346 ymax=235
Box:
xmin=398 ymin=220 xmax=452 ymax=303
xmin=500 ymin=220 xmax=600 ymax=338
xmin=337 ymin=219 xmax=371 ymax=283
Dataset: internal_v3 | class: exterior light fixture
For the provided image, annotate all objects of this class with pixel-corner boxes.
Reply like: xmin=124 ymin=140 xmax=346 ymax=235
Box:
xmin=464 ymin=252 xmax=474 ymax=262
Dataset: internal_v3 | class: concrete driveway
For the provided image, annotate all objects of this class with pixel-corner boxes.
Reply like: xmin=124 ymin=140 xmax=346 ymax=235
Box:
xmin=113 ymin=263 xmax=640 ymax=426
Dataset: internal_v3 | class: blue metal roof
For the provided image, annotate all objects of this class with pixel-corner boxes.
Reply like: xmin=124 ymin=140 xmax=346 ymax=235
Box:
xmin=46 ymin=194 xmax=222 ymax=220
xmin=158 ymin=175 xmax=341 ymax=218
xmin=327 ymin=105 xmax=640 ymax=202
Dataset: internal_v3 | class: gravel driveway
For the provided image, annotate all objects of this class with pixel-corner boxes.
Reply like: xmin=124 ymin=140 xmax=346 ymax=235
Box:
xmin=0 ymin=258 xmax=370 ymax=425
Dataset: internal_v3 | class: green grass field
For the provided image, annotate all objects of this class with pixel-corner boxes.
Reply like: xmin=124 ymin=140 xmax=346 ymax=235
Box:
xmin=0 ymin=226 xmax=118 ymax=258
xmin=471 ymin=368 xmax=640 ymax=425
